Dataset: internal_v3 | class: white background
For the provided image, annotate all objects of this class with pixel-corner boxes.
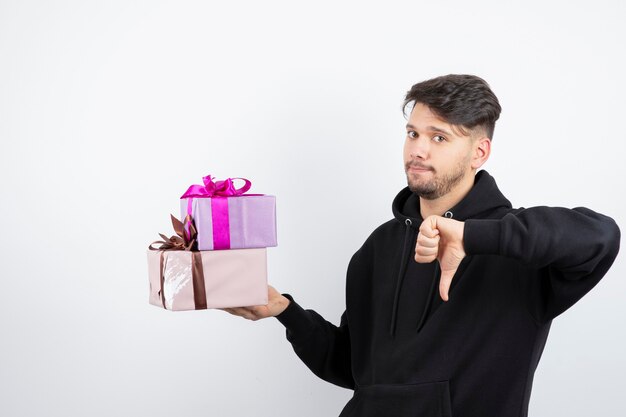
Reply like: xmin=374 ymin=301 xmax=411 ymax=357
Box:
xmin=1 ymin=0 xmax=625 ymax=416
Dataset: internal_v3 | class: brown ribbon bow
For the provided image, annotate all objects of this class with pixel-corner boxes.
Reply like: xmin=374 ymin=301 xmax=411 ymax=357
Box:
xmin=149 ymin=214 xmax=197 ymax=251
xmin=149 ymin=214 xmax=207 ymax=310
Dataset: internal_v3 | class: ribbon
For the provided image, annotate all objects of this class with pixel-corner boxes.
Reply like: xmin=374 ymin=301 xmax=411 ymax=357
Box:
xmin=149 ymin=214 xmax=207 ymax=310
xmin=180 ymin=174 xmax=263 ymax=250
xmin=180 ymin=174 xmax=252 ymax=199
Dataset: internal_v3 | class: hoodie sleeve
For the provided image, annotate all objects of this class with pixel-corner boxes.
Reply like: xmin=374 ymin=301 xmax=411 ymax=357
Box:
xmin=463 ymin=206 xmax=621 ymax=324
xmin=274 ymin=295 xmax=353 ymax=389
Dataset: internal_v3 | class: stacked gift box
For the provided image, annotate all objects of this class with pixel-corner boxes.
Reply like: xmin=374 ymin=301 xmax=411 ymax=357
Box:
xmin=147 ymin=175 xmax=277 ymax=311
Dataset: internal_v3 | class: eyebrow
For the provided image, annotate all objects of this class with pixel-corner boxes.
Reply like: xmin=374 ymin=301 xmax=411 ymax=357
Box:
xmin=405 ymin=124 xmax=453 ymax=137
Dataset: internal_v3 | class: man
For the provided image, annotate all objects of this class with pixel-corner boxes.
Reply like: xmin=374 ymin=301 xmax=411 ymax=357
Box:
xmin=221 ymin=74 xmax=621 ymax=417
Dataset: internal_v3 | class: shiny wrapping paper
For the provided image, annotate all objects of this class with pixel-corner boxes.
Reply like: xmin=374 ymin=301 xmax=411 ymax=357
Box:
xmin=180 ymin=195 xmax=277 ymax=251
xmin=147 ymin=247 xmax=268 ymax=311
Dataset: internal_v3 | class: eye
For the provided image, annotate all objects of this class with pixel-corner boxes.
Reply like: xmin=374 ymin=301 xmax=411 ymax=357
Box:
xmin=432 ymin=135 xmax=446 ymax=143
xmin=407 ymin=130 xmax=417 ymax=139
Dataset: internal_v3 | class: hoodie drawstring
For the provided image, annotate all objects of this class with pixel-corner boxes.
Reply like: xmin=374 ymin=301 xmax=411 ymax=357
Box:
xmin=389 ymin=218 xmax=414 ymax=337
xmin=416 ymin=262 xmax=439 ymax=333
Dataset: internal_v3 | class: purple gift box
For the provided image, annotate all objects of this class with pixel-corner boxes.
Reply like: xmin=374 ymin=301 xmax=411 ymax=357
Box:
xmin=180 ymin=174 xmax=277 ymax=251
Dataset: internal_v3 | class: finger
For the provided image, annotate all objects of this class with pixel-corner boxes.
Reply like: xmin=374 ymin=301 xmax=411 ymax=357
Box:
xmin=419 ymin=215 xmax=440 ymax=238
xmin=415 ymin=229 xmax=439 ymax=263
xmin=417 ymin=233 xmax=439 ymax=249
xmin=415 ymin=248 xmax=437 ymax=262
xmin=240 ymin=307 xmax=259 ymax=320
xmin=415 ymin=253 xmax=437 ymax=263
xmin=246 ymin=305 xmax=266 ymax=319
xmin=415 ymin=244 xmax=438 ymax=263
xmin=415 ymin=244 xmax=438 ymax=258
xmin=228 ymin=307 xmax=256 ymax=319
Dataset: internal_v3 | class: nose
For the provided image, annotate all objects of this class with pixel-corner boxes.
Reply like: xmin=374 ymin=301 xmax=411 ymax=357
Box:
xmin=408 ymin=135 xmax=430 ymax=160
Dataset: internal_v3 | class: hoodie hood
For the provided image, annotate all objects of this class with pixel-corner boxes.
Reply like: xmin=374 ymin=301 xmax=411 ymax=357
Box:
xmin=388 ymin=170 xmax=512 ymax=336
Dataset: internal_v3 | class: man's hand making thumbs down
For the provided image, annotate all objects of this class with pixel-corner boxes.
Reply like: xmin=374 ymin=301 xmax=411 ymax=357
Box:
xmin=415 ymin=215 xmax=466 ymax=302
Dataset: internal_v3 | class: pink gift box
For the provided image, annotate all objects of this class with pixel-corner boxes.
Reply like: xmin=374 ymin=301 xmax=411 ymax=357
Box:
xmin=181 ymin=195 xmax=277 ymax=251
xmin=147 ymin=247 xmax=268 ymax=311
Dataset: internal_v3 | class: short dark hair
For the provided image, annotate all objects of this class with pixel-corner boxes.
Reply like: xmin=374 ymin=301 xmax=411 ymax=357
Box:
xmin=402 ymin=74 xmax=501 ymax=140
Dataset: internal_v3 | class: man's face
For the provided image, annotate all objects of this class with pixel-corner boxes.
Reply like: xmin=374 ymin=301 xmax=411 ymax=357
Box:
xmin=403 ymin=103 xmax=476 ymax=200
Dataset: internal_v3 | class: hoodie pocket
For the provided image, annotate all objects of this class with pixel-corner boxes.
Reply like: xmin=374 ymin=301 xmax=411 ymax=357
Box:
xmin=338 ymin=380 xmax=452 ymax=417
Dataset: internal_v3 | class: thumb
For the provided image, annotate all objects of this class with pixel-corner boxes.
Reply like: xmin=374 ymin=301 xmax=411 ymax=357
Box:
xmin=439 ymin=267 xmax=455 ymax=302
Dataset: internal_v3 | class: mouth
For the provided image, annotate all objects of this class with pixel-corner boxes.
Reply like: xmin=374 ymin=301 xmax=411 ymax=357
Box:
xmin=408 ymin=165 xmax=432 ymax=173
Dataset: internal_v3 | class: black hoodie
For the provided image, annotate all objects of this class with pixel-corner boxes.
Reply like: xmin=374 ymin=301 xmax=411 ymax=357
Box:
xmin=275 ymin=170 xmax=620 ymax=417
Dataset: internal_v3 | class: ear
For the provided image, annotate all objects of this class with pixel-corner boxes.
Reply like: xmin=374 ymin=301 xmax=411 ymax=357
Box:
xmin=471 ymin=136 xmax=491 ymax=169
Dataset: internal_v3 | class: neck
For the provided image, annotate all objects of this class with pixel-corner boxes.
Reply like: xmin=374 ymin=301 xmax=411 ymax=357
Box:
xmin=419 ymin=170 xmax=476 ymax=219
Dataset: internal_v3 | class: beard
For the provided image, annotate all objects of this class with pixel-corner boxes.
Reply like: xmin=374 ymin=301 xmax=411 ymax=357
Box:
xmin=406 ymin=156 xmax=471 ymax=200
